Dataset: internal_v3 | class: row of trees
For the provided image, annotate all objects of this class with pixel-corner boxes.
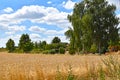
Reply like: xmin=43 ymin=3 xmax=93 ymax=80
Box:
xmin=6 ymin=34 xmax=67 ymax=54
xmin=65 ymin=0 xmax=120 ymax=54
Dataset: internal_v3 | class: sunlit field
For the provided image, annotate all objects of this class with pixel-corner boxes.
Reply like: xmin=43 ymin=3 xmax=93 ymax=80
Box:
xmin=0 ymin=52 xmax=120 ymax=80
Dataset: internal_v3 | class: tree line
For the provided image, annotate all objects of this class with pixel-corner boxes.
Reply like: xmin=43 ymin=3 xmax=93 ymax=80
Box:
xmin=6 ymin=34 xmax=67 ymax=54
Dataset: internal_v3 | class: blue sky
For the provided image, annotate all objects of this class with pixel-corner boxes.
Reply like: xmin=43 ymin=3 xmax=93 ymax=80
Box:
xmin=0 ymin=0 xmax=120 ymax=47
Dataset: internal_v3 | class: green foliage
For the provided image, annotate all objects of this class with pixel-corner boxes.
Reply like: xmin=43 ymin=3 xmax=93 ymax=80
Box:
xmin=40 ymin=41 xmax=47 ymax=50
xmin=67 ymin=65 xmax=75 ymax=80
xmin=18 ymin=34 xmax=33 ymax=53
xmin=59 ymin=47 xmax=65 ymax=54
xmin=33 ymin=41 xmax=47 ymax=51
xmin=31 ymin=49 xmax=42 ymax=53
xmin=69 ymin=47 xmax=75 ymax=55
xmin=52 ymin=37 xmax=61 ymax=44
xmin=90 ymin=43 xmax=97 ymax=53
xmin=13 ymin=48 xmax=24 ymax=53
xmin=6 ymin=39 xmax=15 ymax=53
xmin=42 ymin=49 xmax=56 ymax=54
xmin=45 ymin=43 xmax=67 ymax=54
xmin=108 ymin=40 xmax=120 ymax=52
xmin=65 ymin=0 xmax=119 ymax=54
xmin=23 ymin=42 xmax=34 ymax=53
xmin=56 ymin=65 xmax=75 ymax=80
xmin=99 ymin=66 xmax=105 ymax=80
xmin=34 ymin=42 xmax=39 ymax=49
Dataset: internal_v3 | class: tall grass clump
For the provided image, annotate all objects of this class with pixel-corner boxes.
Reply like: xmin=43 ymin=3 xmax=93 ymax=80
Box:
xmin=56 ymin=65 xmax=76 ymax=80
xmin=77 ymin=55 xmax=120 ymax=80
xmin=101 ymin=55 xmax=120 ymax=80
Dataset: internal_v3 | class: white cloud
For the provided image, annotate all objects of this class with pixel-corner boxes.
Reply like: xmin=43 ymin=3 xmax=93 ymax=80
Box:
xmin=5 ymin=32 xmax=15 ymax=35
xmin=30 ymin=33 xmax=41 ymax=42
xmin=62 ymin=0 xmax=75 ymax=10
xmin=47 ymin=1 xmax=52 ymax=4
xmin=12 ymin=5 xmax=47 ymax=19
xmin=8 ymin=25 xmax=26 ymax=32
xmin=1 ymin=25 xmax=26 ymax=35
xmin=29 ymin=25 xmax=69 ymax=36
xmin=29 ymin=26 xmax=46 ymax=33
xmin=0 ymin=5 xmax=70 ymax=29
xmin=59 ymin=35 xmax=69 ymax=42
xmin=3 ymin=7 xmax=14 ymax=13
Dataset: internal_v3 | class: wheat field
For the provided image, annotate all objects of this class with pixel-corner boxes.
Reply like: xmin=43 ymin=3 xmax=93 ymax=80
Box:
xmin=0 ymin=52 xmax=119 ymax=80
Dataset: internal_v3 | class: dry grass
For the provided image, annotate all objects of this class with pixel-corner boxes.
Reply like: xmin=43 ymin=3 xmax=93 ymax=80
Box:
xmin=0 ymin=52 xmax=120 ymax=80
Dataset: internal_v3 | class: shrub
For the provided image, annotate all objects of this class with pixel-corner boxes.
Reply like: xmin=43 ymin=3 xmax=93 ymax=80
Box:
xmin=42 ymin=49 xmax=56 ymax=54
xmin=59 ymin=47 xmax=65 ymax=54
xmin=31 ymin=49 xmax=42 ymax=53
xmin=108 ymin=45 xmax=120 ymax=52
xmin=49 ymin=49 xmax=56 ymax=54
xmin=101 ymin=55 xmax=120 ymax=79
xmin=90 ymin=43 xmax=97 ymax=53
xmin=13 ymin=48 xmax=23 ymax=53
xmin=42 ymin=50 xmax=49 ymax=54
xmin=69 ymin=48 xmax=75 ymax=55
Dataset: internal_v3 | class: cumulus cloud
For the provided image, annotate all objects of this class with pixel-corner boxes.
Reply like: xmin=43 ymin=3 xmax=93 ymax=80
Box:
xmin=29 ymin=26 xmax=46 ymax=33
xmin=0 ymin=5 xmax=70 ymax=29
xmin=3 ymin=7 xmax=14 ymax=13
xmin=1 ymin=25 xmax=26 ymax=35
xmin=30 ymin=33 xmax=41 ymax=42
xmin=8 ymin=25 xmax=26 ymax=32
xmin=5 ymin=32 xmax=15 ymax=35
xmin=4 ymin=25 xmax=26 ymax=35
xmin=29 ymin=25 xmax=69 ymax=36
xmin=62 ymin=0 xmax=75 ymax=10
xmin=12 ymin=6 xmax=46 ymax=19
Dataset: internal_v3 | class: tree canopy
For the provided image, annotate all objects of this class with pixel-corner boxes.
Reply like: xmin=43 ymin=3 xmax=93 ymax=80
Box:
xmin=6 ymin=39 xmax=15 ymax=52
xmin=18 ymin=34 xmax=33 ymax=53
xmin=65 ymin=0 xmax=119 ymax=54
xmin=52 ymin=37 xmax=61 ymax=44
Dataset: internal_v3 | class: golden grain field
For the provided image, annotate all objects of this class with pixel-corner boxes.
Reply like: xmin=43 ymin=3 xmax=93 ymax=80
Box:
xmin=0 ymin=52 xmax=119 ymax=80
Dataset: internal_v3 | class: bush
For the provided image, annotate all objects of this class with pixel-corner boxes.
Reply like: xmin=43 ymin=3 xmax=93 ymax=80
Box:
xmin=42 ymin=50 xmax=49 ymax=54
xmin=49 ymin=49 xmax=56 ymax=54
xmin=59 ymin=47 xmax=65 ymax=54
xmin=90 ymin=44 xmax=97 ymax=53
xmin=31 ymin=49 xmax=42 ymax=53
xmin=13 ymin=48 xmax=23 ymax=53
xmin=42 ymin=49 xmax=56 ymax=54
xmin=108 ymin=45 xmax=120 ymax=52
xmin=69 ymin=48 xmax=75 ymax=55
